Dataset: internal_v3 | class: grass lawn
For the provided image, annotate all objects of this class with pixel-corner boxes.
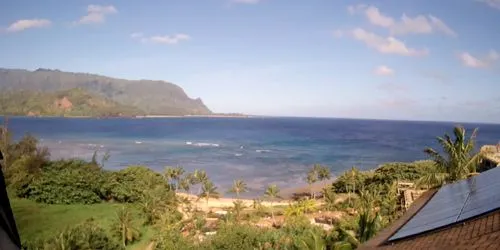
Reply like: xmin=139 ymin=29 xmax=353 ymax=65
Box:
xmin=11 ymin=198 xmax=154 ymax=249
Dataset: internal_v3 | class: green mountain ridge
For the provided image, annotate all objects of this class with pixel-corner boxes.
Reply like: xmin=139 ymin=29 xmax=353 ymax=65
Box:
xmin=0 ymin=88 xmax=145 ymax=117
xmin=0 ymin=68 xmax=212 ymax=116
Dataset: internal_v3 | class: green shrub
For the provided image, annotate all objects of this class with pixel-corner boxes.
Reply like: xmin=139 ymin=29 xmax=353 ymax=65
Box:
xmin=154 ymin=227 xmax=197 ymax=250
xmin=202 ymin=223 xmax=266 ymax=249
xmin=101 ymin=166 xmax=171 ymax=203
xmin=332 ymin=170 xmax=370 ymax=194
xmin=373 ymin=160 xmax=436 ymax=183
xmin=23 ymin=220 xmax=123 ymax=250
xmin=26 ymin=160 xmax=104 ymax=204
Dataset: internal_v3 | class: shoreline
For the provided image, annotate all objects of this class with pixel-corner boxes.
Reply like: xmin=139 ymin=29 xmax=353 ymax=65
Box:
xmin=177 ymin=178 xmax=333 ymax=207
xmin=1 ymin=114 xmax=253 ymax=119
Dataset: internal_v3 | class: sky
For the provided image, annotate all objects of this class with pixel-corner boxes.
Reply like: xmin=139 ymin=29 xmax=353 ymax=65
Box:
xmin=0 ymin=0 xmax=499 ymax=123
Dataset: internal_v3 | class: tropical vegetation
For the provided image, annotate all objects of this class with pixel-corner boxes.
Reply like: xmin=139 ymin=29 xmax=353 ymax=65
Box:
xmin=0 ymin=124 xmax=487 ymax=249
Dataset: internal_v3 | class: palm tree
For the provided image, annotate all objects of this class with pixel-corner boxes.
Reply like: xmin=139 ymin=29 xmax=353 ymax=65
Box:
xmin=264 ymin=184 xmax=281 ymax=222
xmin=112 ymin=207 xmax=140 ymax=247
xmin=193 ymin=169 xmax=209 ymax=195
xmin=198 ymin=181 xmax=220 ymax=207
xmin=300 ymin=198 xmax=317 ymax=214
xmin=323 ymin=187 xmax=337 ymax=211
xmin=164 ymin=167 xmax=175 ymax=189
xmin=232 ymin=200 xmax=246 ymax=222
xmin=346 ymin=167 xmax=360 ymax=206
xmin=334 ymin=227 xmax=359 ymax=249
xmin=306 ymin=169 xmax=318 ymax=199
xmin=164 ymin=166 xmax=185 ymax=191
xmin=356 ymin=188 xmax=380 ymax=243
xmin=357 ymin=211 xmax=380 ymax=243
xmin=296 ymin=230 xmax=327 ymax=250
xmin=381 ymin=182 xmax=400 ymax=221
xmin=285 ymin=202 xmax=304 ymax=217
xmin=317 ymin=165 xmax=331 ymax=181
xmin=228 ymin=179 xmax=248 ymax=198
xmin=179 ymin=176 xmax=191 ymax=193
xmin=418 ymin=126 xmax=481 ymax=188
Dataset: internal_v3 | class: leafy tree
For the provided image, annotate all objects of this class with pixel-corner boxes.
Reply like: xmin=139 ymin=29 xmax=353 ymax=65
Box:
xmin=111 ymin=207 xmax=141 ymax=247
xmin=264 ymin=184 xmax=281 ymax=222
xmin=102 ymin=165 xmax=171 ymax=203
xmin=198 ymin=181 xmax=220 ymax=207
xmin=418 ymin=126 xmax=481 ymax=188
xmin=26 ymin=160 xmax=104 ymax=204
xmin=228 ymin=179 xmax=248 ymax=198
xmin=139 ymin=186 xmax=178 ymax=225
xmin=153 ymin=225 xmax=197 ymax=250
xmin=1 ymin=131 xmax=51 ymax=197
xmin=373 ymin=161 xmax=436 ymax=184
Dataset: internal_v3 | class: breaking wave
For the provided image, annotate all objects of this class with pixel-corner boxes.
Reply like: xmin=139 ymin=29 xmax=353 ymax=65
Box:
xmin=256 ymin=149 xmax=271 ymax=153
xmin=186 ymin=141 xmax=220 ymax=147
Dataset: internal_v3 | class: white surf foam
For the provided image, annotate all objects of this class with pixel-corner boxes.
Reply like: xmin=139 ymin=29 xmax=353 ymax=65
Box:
xmin=186 ymin=141 xmax=220 ymax=147
xmin=256 ymin=149 xmax=271 ymax=153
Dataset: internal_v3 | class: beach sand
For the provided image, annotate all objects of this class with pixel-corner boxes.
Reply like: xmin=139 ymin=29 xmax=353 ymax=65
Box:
xmin=177 ymin=179 xmax=333 ymax=211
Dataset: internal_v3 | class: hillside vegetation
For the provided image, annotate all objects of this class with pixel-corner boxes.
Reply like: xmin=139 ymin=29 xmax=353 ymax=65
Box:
xmin=0 ymin=68 xmax=211 ymax=116
xmin=0 ymin=88 xmax=144 ymax=117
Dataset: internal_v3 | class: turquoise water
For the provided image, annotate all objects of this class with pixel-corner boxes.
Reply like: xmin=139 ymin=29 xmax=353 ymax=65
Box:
xmin=5 ymin=117 xmax=500 ymax=196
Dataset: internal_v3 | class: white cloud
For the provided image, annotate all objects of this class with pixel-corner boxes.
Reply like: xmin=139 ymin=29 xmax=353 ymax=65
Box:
xmin=6 ymin=19 xmax=51 ymax=32
xmin=76 ymin=5 xmax=117 ymax=24
xmin=477 ymin=0 xmax=500 ymax=9
xmin=231 ymin=0 xmax=261 ymax=4
xmin=374 ymin=65 xmax=395 ymax=76
xmin=132 ymin=33 xmax=191 ymax=45
xmin=347 ymin=5 xmax=456 ymax=36
xmin=363 ymin=5 xmax=394 ymax=28
xmin=428 ymin=15 xmax=456 ymax=36
xmin=460 ymin=53 xmax=487 ymax=68
xmin=459 ymin=50 xmax=499 ymax=68
xmin=350 ymin=28 xmax=428 ymax=56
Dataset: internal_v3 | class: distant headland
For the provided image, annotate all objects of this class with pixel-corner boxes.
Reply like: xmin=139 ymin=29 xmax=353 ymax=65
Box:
xmin=0 ymin=67 xmax=212 ymax=117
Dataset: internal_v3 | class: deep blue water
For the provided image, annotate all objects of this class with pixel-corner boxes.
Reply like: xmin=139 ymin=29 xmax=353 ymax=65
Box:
xmin=4 ymin=117 xmax=500 ymax=195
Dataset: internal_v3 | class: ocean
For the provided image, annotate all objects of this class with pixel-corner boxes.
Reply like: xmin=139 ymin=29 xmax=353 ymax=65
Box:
xmin=4 ymin=117 xmax=500 ymax=196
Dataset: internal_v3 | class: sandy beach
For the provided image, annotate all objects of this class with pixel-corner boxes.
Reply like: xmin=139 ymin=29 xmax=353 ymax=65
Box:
xmin=177 ymin=179 xmax=333 ymax=211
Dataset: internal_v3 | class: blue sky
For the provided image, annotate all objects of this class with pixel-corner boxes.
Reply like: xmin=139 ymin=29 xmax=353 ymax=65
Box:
xmin=0 ymin=0 xmax=499 ymax=122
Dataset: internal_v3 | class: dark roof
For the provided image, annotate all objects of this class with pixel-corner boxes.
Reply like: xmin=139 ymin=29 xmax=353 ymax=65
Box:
xmin=360 ymin=167 xmax=500 ymax=250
